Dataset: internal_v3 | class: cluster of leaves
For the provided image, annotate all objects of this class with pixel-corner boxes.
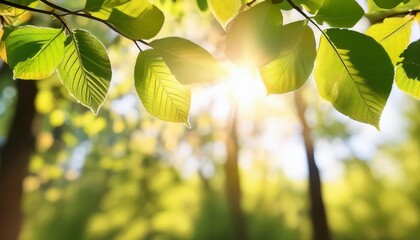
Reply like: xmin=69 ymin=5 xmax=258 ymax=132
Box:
xmin=0 ymin=0 xmax=419 ymax=129
xmin=203 ymin=0 xmax=420 ymax=129
xmin=0 ymin=0 xmax=223 ymax=127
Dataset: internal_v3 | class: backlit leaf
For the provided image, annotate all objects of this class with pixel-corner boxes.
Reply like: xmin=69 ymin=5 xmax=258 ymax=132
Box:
xmin=58 ymin=29 xmax=112 ymax=114
xmin=135 ymin=50 xmax=191 ymax=126
xmin=314 ymin=29 xmax=394 ymax=129
xmin=259 ymin=21 xmax=316 ymax=94
xmin=295 ymin=0 xmax=324 ymax=13
xmin=226 ymin=0 xmax=283 ymax=67
xmin=150 ymin=37 xmax=223 ymax=84
xmin=85 ymin=0 xmax=164 ymax=40
xmin=395 ymin=40 xmax=420 ymax=98
xmin=366 ymin=1 xmax=420 ymax=22
xmin=208 ymin=0 xmax=243 ymax=27
xmin=196 ymin=0 xmax=208 ymax=12
xmin=6 ymin=26 xmax=65 ymax=80
xmin=315 ymin=0 xmax=364 ymax=27
xmin=366 ymin=15 xmax=414 ymax=65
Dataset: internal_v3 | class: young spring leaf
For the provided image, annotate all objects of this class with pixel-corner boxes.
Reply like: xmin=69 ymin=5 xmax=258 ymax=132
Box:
xmin=58 ymin=29 xmax=112 ymax=114
xmin=150 ymin=37 xmax=223 ymax=84
xmin=5 ymin=26 xmax=65 ymax=80
xmin=395 ymin=40 xmax=420 ymax=98
xmin=314 ymin=29 xmax=394 ymax=129
xmin=134 ymin=50 xmax=191 ymax=126
xmin=259 ymin=21 xmax=316 ymax=94
xmin=366 ymin=16 xmax=414 ymax=65
xmin=373 ymin=0 xmax=404 ymax=8
xmin=208 ymin=0 xmax=243 ymax=27
xmin=226 ymin=0 xmax=283 ymax=67
xmin=315 ymin=0 xmax=364 ymax=27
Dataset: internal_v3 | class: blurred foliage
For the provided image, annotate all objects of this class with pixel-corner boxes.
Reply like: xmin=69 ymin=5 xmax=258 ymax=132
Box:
xmin=1 ymin=0 xmax=418 ymax=240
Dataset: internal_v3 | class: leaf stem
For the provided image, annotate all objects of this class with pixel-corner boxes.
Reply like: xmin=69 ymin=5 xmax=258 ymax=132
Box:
xmin=286 ymin=0 xmax=353 ymax=79
xmin=134 ymin=41 xmax=142 ymax=51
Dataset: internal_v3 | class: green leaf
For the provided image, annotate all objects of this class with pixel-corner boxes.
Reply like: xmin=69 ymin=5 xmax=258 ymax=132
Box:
xmin=295 ymin=0 xmax=324 ymax=13
xmin=373 ymin=0 xmax=404 ymax=8
xmin=58 ymin=29 xmax=112 ymax=114
xmin=196 ymin=0 xmax=208 ymax=12
xmin=259 ymin=21 xmax=316 ymax=94
xmin=150 ymin=37 xmax=223 ymax=84
xmin=85 ymin=0 xmax=164 ymax=40
xmin=315 ymin=0 xmax=364 ymax=27
xmin=5 ymin=26 xmax=65 ymax=80
xmin=314 ymin=29 xmax=394 ymax=129
xmin=395 ymin=40 xmax=420 ymax=98
xmin=208 ymin=0 xmax=243 ymax=27
xmin=135 ymin=50 xmax=191 ymax=126
xmin=226 ymin=0 xmax=283 ymax=67
xmin=366 ymin=16 xmax=414 ymax=65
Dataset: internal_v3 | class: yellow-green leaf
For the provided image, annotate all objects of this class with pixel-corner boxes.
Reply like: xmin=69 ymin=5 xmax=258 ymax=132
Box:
xmin=314 ymin=29 xmax=394 ymax=129
xmin=208 ymin=0 xmax=243 ymax=27
xmin=5 ymin=26 xmax=65 ymax=80
xmin=395 ymin=40 xmax=420 ymax=98
xmin=134 ymin=50 xmax=191 ymax=126
xmin=373 ymin=0 xmax=404 ymax=8
xmin=58 ymin=29 xmax=112 ymax=114
xmin=259 ymin=21 xmax=316 ymax=94
xmin=366 ymin=15 xmax=414 ymax=65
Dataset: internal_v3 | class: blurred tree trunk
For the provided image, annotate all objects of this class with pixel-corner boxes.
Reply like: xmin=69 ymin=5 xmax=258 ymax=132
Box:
xmin=225 ymin=104 xmax=247 ymax=240
xmin=0 ymin=76 xmax=37 ymax=240
xmin=294 ymin=92 xmax=331 ymax=240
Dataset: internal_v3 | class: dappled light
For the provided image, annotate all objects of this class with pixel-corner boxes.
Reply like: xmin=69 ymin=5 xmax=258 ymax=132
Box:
xmin=1 ymin=0 xmax=420 ymax=240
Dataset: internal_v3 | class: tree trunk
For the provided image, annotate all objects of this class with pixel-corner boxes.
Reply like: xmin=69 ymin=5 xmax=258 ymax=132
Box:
xmin=0 ymin=78 xmax=37 ymax=240
xmin=294 ymin=92 xmax=331 ymax=240
xmin=225 ymin=104 xmax=247 ymax=240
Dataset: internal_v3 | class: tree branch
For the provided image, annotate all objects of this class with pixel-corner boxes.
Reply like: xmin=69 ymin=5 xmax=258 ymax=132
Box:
xmin=0 ymin=0 xmax=151 ymax=46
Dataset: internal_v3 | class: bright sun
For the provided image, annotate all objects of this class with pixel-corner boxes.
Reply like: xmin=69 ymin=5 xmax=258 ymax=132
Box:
xmin=226 ymin=64 xmax=266 ymax=105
